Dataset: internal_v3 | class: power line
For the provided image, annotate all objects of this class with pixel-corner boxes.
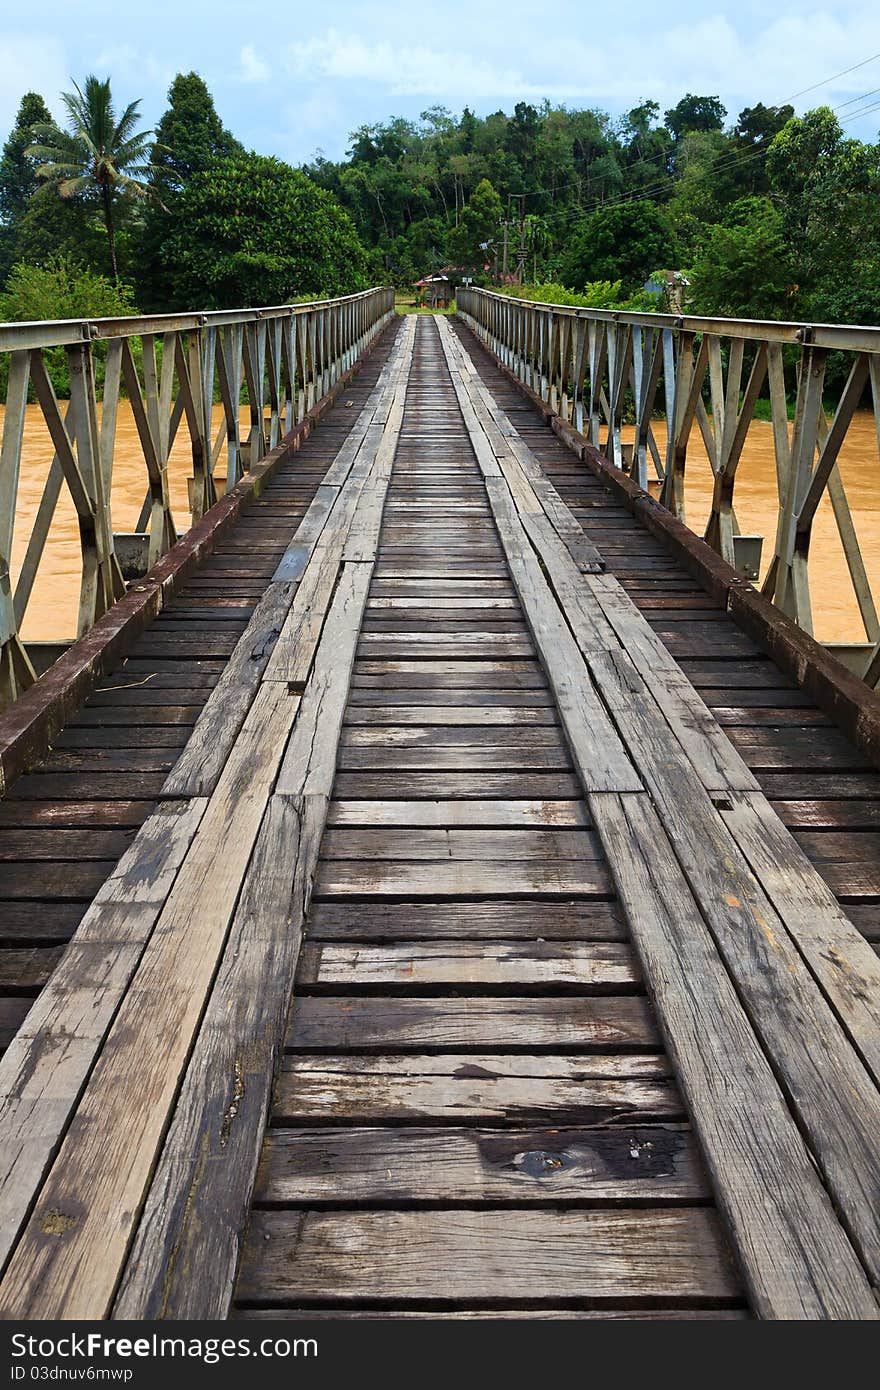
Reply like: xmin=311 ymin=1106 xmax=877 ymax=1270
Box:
xmin=789 ymin=51 xmax=880 ymax=99
xmin=515 ymin=51 xmax=880 ymax=222
xmin=835 ymin=85 xmax=880 ymax=110
xmin=523 ymin=73 xmax=880 ymax=235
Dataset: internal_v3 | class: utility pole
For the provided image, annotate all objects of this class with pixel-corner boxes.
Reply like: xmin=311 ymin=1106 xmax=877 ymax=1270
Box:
xmin=513 ymin=194 xmax=527 ymax=284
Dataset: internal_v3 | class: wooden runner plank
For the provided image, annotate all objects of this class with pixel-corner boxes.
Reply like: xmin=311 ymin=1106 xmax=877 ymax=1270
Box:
xmin=112 ymin=792 xmax=321 ymax=1319
xmin=108 ymin=324 xmax=416 ymax=1318
xmin=164 ymin=322 xmax=414 ymax=796
xmin=159 ymin=580 xmax=296 ymax=797
xmin=0 ymin=322 xmax=417 ymax=1320
xmin=589 ymin=646 xmax=880 ymax=1288
xmin=720 ymin=789 xmax=880 ymax=1087
xmin=0 ymin=680 xmax=301 ymax=1317
xmin=483 ymin=478 xmax=640 ymax=793
xmin=0 ymin=799 xmax=207 ymax=1272
xmin=591 ymin=791 xmax=877 ymax=1319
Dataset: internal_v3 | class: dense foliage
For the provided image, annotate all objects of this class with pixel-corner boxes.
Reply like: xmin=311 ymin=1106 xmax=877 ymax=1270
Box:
xmin=0 ymin=73 xmax=371 ymax=315
xmin=159 ymin=153 xmax=368 ymax=307
xmin=1 ymin=74 xmax=879 ymax=329
xmin=26 ymin=77 xmax=162 ymax=282
xmin=306 ymin=96 xmax=880 ymax=325
xmin=0 ymin=258 xmax=137 ymax=394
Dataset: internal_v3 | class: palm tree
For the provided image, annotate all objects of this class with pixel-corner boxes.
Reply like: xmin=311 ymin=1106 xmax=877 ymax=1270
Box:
xmin=27 ymin=76 xmax=163 ymax=281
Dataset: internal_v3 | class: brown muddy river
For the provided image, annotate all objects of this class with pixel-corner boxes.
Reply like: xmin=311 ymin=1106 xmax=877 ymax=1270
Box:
xmin=5 ymin=403 xmax=880 ymax=645
xmin=8 ymin=403 xmax=251 ymax=642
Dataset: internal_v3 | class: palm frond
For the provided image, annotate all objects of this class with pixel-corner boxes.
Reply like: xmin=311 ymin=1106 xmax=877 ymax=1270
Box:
xmin=58 ymin=174 xmax=93 ymax=198
xmin=32 ymin=160 xmax=88 ymax=180
xmin=114 ymin=134 xmax=156 ymax=165
xmin=112 ymin=99 xmax=143 ymax=147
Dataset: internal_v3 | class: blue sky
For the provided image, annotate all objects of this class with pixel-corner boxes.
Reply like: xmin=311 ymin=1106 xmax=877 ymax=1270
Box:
xmin=4 ymin=1 xmax=880 ymax=161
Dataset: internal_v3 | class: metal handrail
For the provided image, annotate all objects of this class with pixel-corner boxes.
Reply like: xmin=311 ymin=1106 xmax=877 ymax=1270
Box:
xmin=0 ymin=286 xmax=395 ymax=705
xmin=458 ymin=285 xmax=880 ymax=686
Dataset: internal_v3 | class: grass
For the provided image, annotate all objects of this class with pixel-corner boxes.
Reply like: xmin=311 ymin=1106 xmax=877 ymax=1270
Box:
xmin=394 ymin=293 xmax=456 ymax=316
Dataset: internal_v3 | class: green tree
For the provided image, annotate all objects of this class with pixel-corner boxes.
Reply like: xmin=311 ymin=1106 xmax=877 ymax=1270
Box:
xmin=0 ymin=93 xmax=53 ymax=221
xmin=160 ymin=152 xmax=369 ymax=307
xmin=664 ymin=94 xmax=727 ymax=139
xmin=149 ymin=72 xmax=240 ymax=199
xmin=446 ymin=177 xmax=503 ymax=269
xmin=27 ymin=75 xmax=162 ymax=281
xmin=766 ymin=107 xmax=880 ymax=327
xmin=561 ymin=200 xmax=679 ymax=292
xmin=8 ymin=184 xmax=106 ymax=276
xmin=0 ymin=92 xmax=53 ymax=282
xmin=0 ymin=256 xmax=137 ymax=395
xmin=689 ymin=196 xmax=795 ymax=319
xmin=139 ymin=72 xmax=241 ymax=308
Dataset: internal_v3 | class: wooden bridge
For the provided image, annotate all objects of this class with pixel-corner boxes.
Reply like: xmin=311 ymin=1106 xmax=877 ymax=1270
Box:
xmin=1 ymin=293 xmax=880 ymax=1320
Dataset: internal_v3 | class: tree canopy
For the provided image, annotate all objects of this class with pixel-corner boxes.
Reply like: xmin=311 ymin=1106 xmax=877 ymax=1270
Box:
xmin=27 ymin=76 xmax=161 ymax=280
xmin=560 ymin=200 xmax=679 ymax=293
xmin=1 ymin=75 xmax=880 ymax=333
xmin=159 ymin=152 xmax=369 ymax=308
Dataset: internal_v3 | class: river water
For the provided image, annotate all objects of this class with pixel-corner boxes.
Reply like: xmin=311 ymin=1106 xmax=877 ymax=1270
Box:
xmin=4 ymin=403 xmax=880 ymax=645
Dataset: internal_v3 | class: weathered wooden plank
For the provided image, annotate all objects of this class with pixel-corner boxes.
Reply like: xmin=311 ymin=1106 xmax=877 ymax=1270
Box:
xmin=276 ymin=564 xmax=375 ymax=797
xmin=314 ymin=858 xmax=613 ymax=897
xmin=588 ymin=649 xmax=880 ymax=1289
xmin=343 ymin=704 xmax=556 ymax=725
xmin=298 ymin=940 xmax=637 ymax=986
xmin=0 ymin=1001 xmax=31 ymax=1051
xmin=286 ymin=995 xmax=657 ymax=1050
xmin=339 ymin=725 xmax=562 ymax=748
xmin=162 ymin=325 xmax=412 ymax=796
xmin=0 ymin=905 xmax=85 ymax=944
xmin=326 ymin=799 xmax=588 ymax=828
xmin=113 ymin=793 xmax=321 ymax=1319
xmin=270 ymin=484 xmax=340 ymax=581
xmin=0 ymin=679 xmax=301 ymax=1318
xmin=256 ymin=1124 xmax=704 ymax=1202
xmin=0 ymin=799 xmax=207 ymax=1273
xmin=478 ymin=476 xmax=640 ymax=791
xmin=236 ymin=1208 xmax=741 ymax=1303
xmin=160 ymin=580 xmax=296 ymax=797
xmin=332 ymin=770 xmax=584 ymax=800
xmin=235 ymin=1308 xmax=749 ymax=1319
xmin=0 ymin=829 xmax=133 ymax=861
xmin=337 ymin=742 xmax=571 ymax=772
xmin=0 ymin=947 xmax=64 ymax=990
xmin=320 ymin=828 xmax=600 ymax=860
xmin=0 ymin=800 xmax=153 ymax=829
xmin=590 ymin=790 xmax=878 ymax=1319
xmin=307 ymin=898 xmax=626 ymax=940
xmin=721 ymin=790 xmax=880 ymax=1088
xmin=272 ymin=1053 xmax=674 ymax=1123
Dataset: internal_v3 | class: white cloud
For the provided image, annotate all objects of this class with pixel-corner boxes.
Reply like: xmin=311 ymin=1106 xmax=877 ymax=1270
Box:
xmin=239 ymin=10 xmax=880 ymax=128
xmin=239 ymin=43 xmax=270 ymax=85
xmin=275 ymin=29 xmax=564 ymax=100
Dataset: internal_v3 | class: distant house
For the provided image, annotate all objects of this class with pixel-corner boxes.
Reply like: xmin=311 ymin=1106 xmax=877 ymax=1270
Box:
xmin=643 ymin=270 xmax=691 ymax=312
xmin=412 ymin=273 xmax=453 ymax=308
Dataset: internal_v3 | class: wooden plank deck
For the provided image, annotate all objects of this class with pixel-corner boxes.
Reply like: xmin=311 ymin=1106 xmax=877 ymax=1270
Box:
xmin=0 ymin=313 xmax=878 ymax=1320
